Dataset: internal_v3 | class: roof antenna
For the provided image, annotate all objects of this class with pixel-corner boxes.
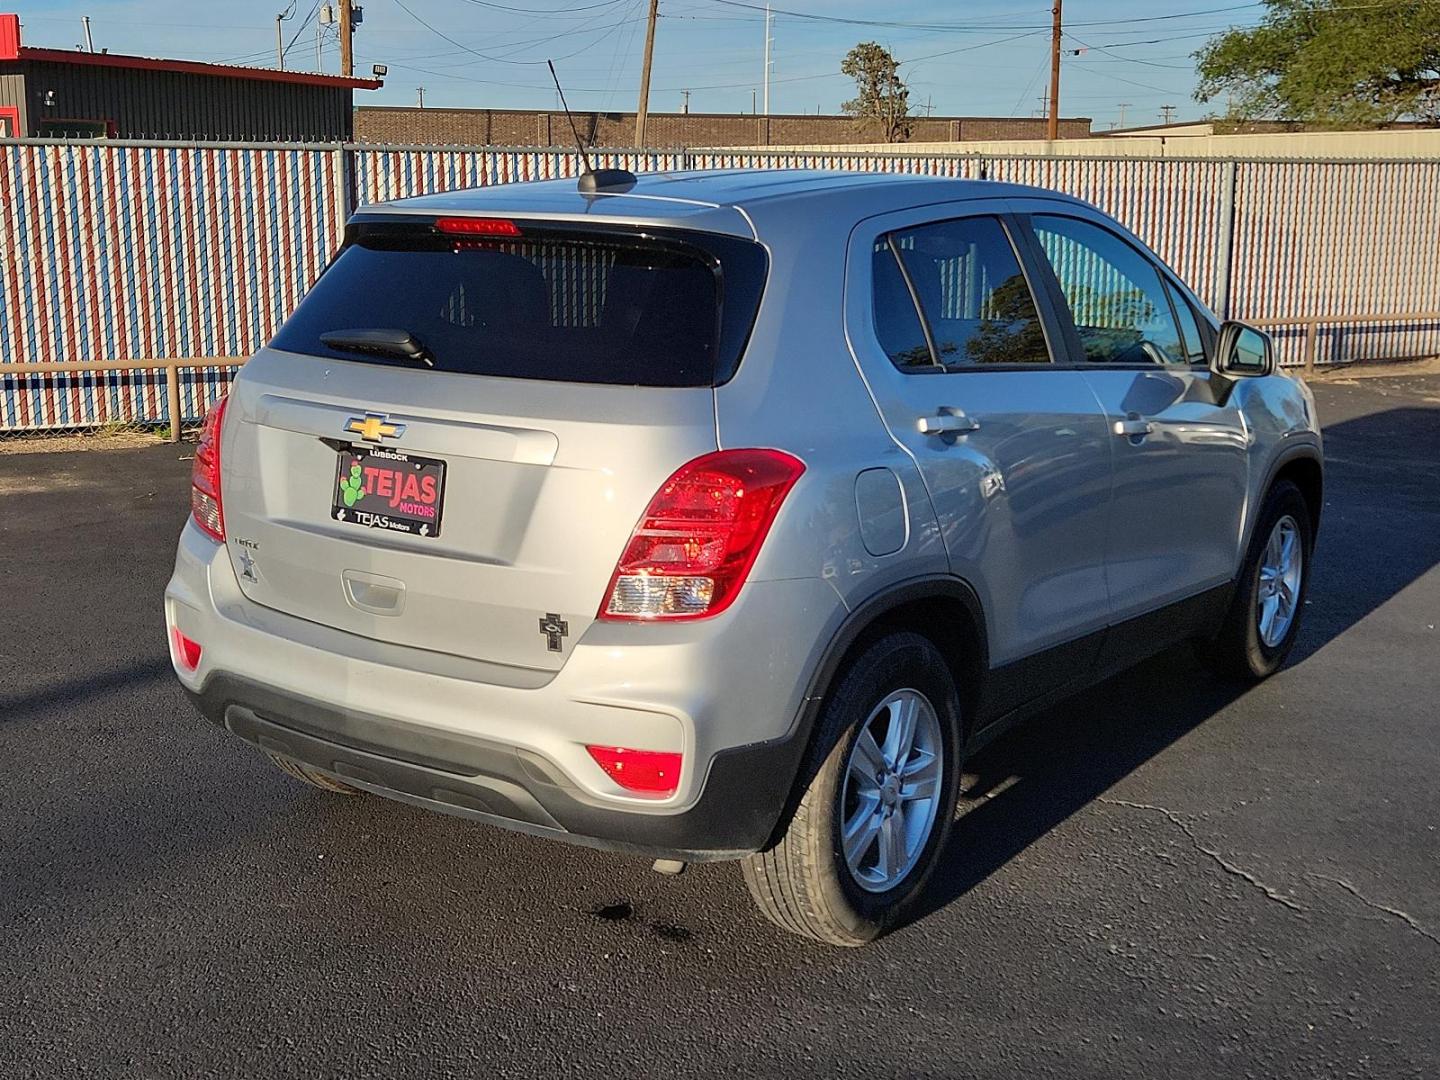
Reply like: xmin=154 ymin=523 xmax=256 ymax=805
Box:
xmin=548 ymin=59 xmax=636 ymax=196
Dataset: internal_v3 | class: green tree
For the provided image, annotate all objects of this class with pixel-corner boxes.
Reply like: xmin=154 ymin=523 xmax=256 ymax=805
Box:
xmin=841 ymin=42 xmax=913 ymax=143
xmin=1194 ymin=0 xmax=1440 ymax=126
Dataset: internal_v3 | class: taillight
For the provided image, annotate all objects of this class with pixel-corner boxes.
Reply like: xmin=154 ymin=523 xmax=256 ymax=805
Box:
xmin=587 ymin=745 xmax=683 ymax=797
xmin=169 ymin=626 xmax=202 ymax=672
xmin=434 ymin=216 xmax=522 ymax=237
xmin=190 ymin=395 xmax=228 ymax=542
xmin=600 ymin=449 xmax=805 ymax=621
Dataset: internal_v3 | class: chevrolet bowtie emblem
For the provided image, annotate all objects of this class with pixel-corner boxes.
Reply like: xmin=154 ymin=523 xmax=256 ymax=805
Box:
xmin=345 ymin=413 xmax=405 ymax=442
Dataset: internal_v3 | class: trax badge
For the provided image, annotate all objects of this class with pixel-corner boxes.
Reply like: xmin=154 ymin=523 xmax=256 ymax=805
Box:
xmin=345 ymin=413 xmax=405 ymax=443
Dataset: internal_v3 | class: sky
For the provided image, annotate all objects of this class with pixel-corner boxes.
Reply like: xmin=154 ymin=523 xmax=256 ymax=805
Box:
xmin=14 ymin=0 xmax=1269 ymax=129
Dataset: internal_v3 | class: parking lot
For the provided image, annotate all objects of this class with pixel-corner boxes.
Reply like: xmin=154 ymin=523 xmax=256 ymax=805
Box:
xmin=1 ymin=373 xmax=1437 ymax=1078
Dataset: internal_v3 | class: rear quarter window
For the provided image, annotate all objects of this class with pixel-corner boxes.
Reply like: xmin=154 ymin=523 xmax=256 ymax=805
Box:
xmin=271 ymin=220 xmax=768 ymax=388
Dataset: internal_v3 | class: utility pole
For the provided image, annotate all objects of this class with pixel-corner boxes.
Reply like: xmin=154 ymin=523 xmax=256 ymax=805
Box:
xmin=275 ymin=3 xmax=298 ymax=70
xmin=416 ymin=86 xmax=426 ymax=108
xmin=1117 ymin=102 xmax=1132 ymax=129
xmin=81 ymin=15 xmax=94 ymax=52
xmin=1047 ymin=0 xmax=1062 ymax=140
xmin=1160 ymin=103 xmax=1177 ymax=124
xmin=752 ymin=88 xmax=758 ymax=114
xmin=316 ymin=5 xmax=327 ymax=71
xmin=681 ymin=89 xmax=690 ymax=114
xmin=762 ymin=3 xmax=772 ymax=116
xmin=634 ymin=0 xmax=659 ymax=146
xmin=338 ymin=0 xmax=353 ymax=78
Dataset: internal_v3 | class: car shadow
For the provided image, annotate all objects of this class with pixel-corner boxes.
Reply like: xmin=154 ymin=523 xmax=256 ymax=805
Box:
xmin=906 ymin=402 xmax=1440 ymax=927
xmin=0 ymin=658 xmax=172 ymax=724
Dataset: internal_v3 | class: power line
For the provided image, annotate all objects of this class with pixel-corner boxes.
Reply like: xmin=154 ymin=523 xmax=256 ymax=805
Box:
xmin=699 ymin=0 xmax=1271 ymax=32
xmin=1010 ymin=53 xmax=1049 ymax=116
xmin=1064 ymin=32 xmax=1194 ymax=70
xmin=282 ymin=0 xmax=323 ymax=65
xmin=900 ymin=29 xmax=1049 ymax=66
xmin=215 ymin=1 xmax=319 ymax=67
xmin=353 ymin=0 xmax=1430 ymax=112
xmin=1066 ymin=64 xmax=1188 ymax=96
xmin=454 ymin=0 xmax=632 ymax=13
xmin=389 ymin=0 xmax=641 ymax=65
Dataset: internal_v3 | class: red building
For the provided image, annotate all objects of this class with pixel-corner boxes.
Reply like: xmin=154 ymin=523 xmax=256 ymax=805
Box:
xmin=0 ymin=13 xmax=379 ymax=141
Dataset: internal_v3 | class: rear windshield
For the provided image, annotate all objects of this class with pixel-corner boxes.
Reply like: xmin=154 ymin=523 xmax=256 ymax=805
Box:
xmin=270 ymin=218 xmax=768 ymax=387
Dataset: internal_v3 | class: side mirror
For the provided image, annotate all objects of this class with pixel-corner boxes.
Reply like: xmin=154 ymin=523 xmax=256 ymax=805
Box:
xmin=1213 ymin=320 xmax=1275 ymax=377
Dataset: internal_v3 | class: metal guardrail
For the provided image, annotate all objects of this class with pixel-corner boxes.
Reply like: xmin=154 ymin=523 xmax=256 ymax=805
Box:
xmin=1250 ymin=311 xmax=1440 ymax=373
xmin=1 ymin=357 xmax=245 ymax=442
xmin=4 ymin=311 xmax=1438 ymax=443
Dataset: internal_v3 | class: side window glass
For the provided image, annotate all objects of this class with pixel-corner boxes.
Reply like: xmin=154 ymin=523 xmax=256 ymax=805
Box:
xmin=872 ymin=240 xmax=935 ymax=369
xmin=886 ymin=216 xmax=1050 ymax=367
xmin=1166 ymin=282 xmax=1208 ymax=365
xmin=1031 ymin=215 xmax=1187 ymax=366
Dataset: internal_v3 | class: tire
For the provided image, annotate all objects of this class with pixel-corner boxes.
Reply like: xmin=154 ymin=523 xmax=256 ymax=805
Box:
xmin=741 ymin=631 xmax=962 ymax=946
xmin=265 ymin=752 xmax=366 ymax=795
xmin=1200 ymin=478 xmax=1313 ymax=681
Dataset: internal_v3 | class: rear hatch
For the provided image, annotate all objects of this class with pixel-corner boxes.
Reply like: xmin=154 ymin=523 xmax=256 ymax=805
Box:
xmin=220 ymin=213 xmax=767 ymax=674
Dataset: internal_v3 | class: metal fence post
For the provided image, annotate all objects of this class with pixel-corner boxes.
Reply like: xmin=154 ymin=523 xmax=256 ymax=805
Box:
xmin=165 ymin=362 xmax=182 ymax=443
xmin=1213 ymin=158 xmax=1238 ymax=320
xmin=335 ymin=143 xmax=355 ymax=221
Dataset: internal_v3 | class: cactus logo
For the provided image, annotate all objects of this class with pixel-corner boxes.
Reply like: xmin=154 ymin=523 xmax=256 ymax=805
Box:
xmin=338 ymin=459 xmax=366 ymax=507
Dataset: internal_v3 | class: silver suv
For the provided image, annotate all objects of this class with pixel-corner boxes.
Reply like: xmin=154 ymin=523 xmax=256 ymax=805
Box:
xmin=166 ymin=170 xmax=1322 ymax=946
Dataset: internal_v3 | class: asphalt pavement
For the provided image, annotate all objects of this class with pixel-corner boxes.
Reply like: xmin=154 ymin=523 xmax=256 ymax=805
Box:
xmin=2 ymin=374 xmax=1438 ymax=1079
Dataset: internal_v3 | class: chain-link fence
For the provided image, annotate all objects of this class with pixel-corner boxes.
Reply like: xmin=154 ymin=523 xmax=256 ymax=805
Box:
xmin=4 ymin=139 xmax=1439 ymax=447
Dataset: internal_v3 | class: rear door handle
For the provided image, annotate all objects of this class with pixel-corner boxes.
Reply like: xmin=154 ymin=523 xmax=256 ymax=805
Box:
xmin=1112 ymin=417 xmax=1155 ymax=437
xmin=918 ymin=410 xmax=980 ymax=436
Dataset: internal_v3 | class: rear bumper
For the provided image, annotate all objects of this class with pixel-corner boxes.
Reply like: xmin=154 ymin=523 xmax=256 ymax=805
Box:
xmin=165 ymin=520 xmax=844 ymax=860
xmin=185 ymin=675 xmax=804 ymax=861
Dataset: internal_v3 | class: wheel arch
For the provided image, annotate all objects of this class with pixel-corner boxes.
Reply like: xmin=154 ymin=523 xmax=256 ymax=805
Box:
xmin=1250 ymin=442 xmax=1324 ymax=555
xmin=1272 ymin=453 xmax=1323 ymax=533
xmin=759 ymin=575 xmax=989 ymax=850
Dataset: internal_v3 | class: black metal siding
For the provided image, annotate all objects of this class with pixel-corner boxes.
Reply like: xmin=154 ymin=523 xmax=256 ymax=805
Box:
xmin=7 ymin=60 xmax=353 ymax=141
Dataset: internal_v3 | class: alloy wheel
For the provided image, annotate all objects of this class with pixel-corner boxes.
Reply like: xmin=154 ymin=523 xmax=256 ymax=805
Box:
xmin=1257 ymin=514 xmax=1304 ymax=647
xmin=839 ymin=688 xmax=945 ymax=893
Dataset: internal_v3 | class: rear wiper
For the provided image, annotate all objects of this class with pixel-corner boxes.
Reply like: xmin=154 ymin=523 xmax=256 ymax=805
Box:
xmin=319 ymin=328 xmax=434 ymax=368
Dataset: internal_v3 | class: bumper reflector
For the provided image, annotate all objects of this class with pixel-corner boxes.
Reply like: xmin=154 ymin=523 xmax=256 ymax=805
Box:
xmin=170 ymin=627 xmax=202 ymax=672
xmin=586 ymin=745 xmax=682 ymax=797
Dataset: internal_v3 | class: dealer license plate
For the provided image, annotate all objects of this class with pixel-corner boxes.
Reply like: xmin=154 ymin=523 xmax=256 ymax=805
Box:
xmin=332 ymin=445 xmax=446 ymax=538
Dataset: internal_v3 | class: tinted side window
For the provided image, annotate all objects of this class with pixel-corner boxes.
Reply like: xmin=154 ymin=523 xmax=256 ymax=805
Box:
xmin=872 ymin=240 xmax=935 ymax=369
xmin=1031 ymin=215 xmax=1188 ymax=366
xmin=883 ymin=216 xmax=1050 ymax=367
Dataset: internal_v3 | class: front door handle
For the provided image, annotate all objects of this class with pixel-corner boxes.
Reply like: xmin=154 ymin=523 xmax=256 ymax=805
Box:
xmin=1112 ymin=417 xmax=1155 ymax=438
xmin=918 ymin=410 xmax=980 ymax=436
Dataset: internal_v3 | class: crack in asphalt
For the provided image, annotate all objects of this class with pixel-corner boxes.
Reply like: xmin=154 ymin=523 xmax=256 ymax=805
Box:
xmin=1101 ymin=798 xmax=1440 ymax=951
xmin=1305 ymin=873 xmax=1440 ymax=949
xmin=1097 ymin=797 xmax=1306 ymax=912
